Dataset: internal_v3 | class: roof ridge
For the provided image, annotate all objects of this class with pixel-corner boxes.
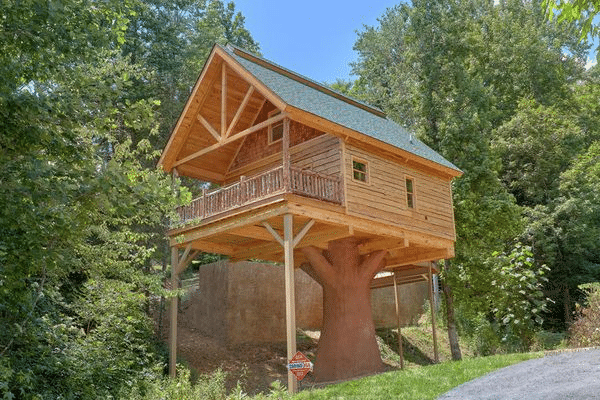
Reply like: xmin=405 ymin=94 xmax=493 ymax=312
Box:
xmin=223 ymin=43 xmax=387 ymax=118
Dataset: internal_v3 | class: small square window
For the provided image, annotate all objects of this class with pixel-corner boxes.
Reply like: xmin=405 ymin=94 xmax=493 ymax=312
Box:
xmin=406 ymin=177 xmax=415 ymax=208
xmin=268 ymin=110 xmax=283 ymax=143
xmin=352 ymin=159 xmax=368 ymax=183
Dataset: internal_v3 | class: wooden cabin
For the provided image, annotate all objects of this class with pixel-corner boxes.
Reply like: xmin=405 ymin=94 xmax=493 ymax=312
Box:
xmin=159 ymin=43 xmax=462 ymax=386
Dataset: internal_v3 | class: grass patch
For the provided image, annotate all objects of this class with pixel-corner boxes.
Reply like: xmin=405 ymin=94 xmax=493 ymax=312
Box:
xmin=294 ymin=352 xmax=542 ymax=400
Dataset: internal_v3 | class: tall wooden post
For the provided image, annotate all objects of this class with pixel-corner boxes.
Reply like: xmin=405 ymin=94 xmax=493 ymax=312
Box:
xmin=393 ymin=271 xmax=405 ymax=369
xmin=428 ymin=263 xmax=439 ymax=363
xmin=282 ymin=118 xmax=291 ymax=192
xmin=283 ymin=213 xmax=297 ymax=394
xmin=169 ymin=247 xmax=179 ymax=377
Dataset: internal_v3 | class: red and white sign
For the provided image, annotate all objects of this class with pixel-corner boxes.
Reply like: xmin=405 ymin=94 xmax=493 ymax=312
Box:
xmin=287 ymin=351 xmax=313 ymax=381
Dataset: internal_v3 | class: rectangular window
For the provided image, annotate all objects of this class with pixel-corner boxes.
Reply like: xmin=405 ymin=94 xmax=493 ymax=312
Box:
xmin=268 ymin=109 xmax=283 ymax=143
xmin=406 ymin=177 xmax=415 ymax=208
xmin=352 ymin=159 xmax=368 ymax=183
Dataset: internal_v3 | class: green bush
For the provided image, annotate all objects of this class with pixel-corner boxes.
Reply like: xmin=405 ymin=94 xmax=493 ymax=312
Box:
xmin=569 ymin=282 xmax=600 ymax=348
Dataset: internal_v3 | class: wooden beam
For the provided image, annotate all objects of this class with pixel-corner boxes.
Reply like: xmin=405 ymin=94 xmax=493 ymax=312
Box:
xmin=215 ymin=46 xmax=287 ymax=111
xmin=386 ymin=248 xmax=452 ymax=268
xmin=169 ymin=202 xmax=288 ymax=245
xmin=158 ymin=48 xmax=219 ymax=171
xmin=175 ymin=163 xmax=225 ymax=183
xmin=173 ymin=112 xmax=289 ymax=168
xmin=226 ymin=86 xmax=254 ymax=138
xmin=169 ymin=247 xmax=179 ymax=377
xmin=292 ymin=219 xmax=315 ymax=248
xmin=283 ymin=117 xmax=290 ymax=191
xmin=231 ymin=226 xmax=348 ymax=262
xmin=358 ymin=237 xmax=408 ymax=255
xmin=189 ymin=240 xmax=236 ymax=255
xmin=283 ymin=213 xmax=297 ymax=394
xmin=197 ymin=114 xmax=221 ymax=142
xmin=178 ymin=243 xmax=192 ymax=267
xmin=228 ymin=225 xmax=278 ymax=242
xmin=221 ymin=62 xmax=227 ymax=137
xmin=393 ymin=271 xmax=404 ymax=369
xmin=224 ymin=95 xmax=265 ymax=174
xmin=294 ymin=226 xmax=354 ymax=250
xmin=262 ymin=221 xmax=284 ymax=247
xmin=428 ymin=263 xmax=439 ymax=363
xmin=286 ymin=199 xmax=453 ymax=248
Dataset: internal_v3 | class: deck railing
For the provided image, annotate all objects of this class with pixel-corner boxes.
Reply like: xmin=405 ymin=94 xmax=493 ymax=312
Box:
xmin=174 ymin=166 xmax=342 ymax=227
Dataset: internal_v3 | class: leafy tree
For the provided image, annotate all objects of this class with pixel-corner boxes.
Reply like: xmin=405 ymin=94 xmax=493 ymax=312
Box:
xmin=493 ymin=99 xmax=587 ymax=206
xmin=351 ymin=0 xmax=591 ymax=351
xmin=544 ymin=0 xmax=600 ymax=55
xmin=527 ymin=142 xmax=600 ymax=328
xmin=0 ymin=0 xmax=197 ymax=397
xmin=353 ymin=0 xmax=528 ymax=358
xmin=123 ymin=0 xmax=260 ymax=152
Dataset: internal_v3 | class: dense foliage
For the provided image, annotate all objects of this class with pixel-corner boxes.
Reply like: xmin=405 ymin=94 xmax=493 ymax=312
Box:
xmin=569 ymin=282 xmax=600 ymax=347
xmin=1 ymin=0 xmax=598 ymax=396
xmin=350 ymin=0 xmax=600 ymax=349
xmin=0 ymin=0 xmax=256 ymax=398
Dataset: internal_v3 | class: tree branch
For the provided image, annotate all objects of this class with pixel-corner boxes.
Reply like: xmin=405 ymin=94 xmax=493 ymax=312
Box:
xmin=300 ymin=246 xmax=336 ymax=287
xmin=300 ymin=262 xmax=324 ymax=287
xmin=360 ymin=250 xmax=388 ymax=280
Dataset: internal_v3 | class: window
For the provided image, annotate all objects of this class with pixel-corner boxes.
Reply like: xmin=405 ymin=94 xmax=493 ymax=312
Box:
xmin=406 ymin=177 xmax=415 ymax=209
xmin=352 ymin=159 xmax=368 ymax=183
xmin=268 ymin=109 xmax=283 ymax=143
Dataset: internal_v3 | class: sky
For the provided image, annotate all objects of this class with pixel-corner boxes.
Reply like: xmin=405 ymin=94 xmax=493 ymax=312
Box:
xmin=232 ymin=0 xmax=400 ymax=83
xmin=232 ymin=1 xmax=598 ymax=83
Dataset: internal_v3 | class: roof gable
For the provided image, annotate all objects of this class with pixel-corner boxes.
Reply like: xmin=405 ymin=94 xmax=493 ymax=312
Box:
xmin=222 ymin=45 xmax=460 ymax=174
xmin=158 ymin=43 xmax=461 ymax=180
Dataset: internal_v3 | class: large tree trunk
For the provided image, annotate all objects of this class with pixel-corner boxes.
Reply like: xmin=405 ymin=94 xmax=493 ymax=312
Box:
xmin=301 ymin=237 xmax=387 ymax=382
xmin=439 ymin=262 xmax=462 ymax=361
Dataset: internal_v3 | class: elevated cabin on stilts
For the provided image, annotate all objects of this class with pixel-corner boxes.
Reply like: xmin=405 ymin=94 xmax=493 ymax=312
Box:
xmin=158 ymin=43 xmax=462 ymax=393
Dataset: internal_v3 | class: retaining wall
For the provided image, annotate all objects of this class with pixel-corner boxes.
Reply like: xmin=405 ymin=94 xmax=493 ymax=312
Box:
xmin=182 ymin=260 xmax=428 ymax=344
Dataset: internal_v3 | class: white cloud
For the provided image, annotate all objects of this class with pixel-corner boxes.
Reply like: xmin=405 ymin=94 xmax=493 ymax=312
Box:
xmin=585 ymin=57 xmax=597 ymax=70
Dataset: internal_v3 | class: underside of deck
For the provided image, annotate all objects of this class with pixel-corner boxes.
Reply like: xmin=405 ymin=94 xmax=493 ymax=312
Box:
xmin=168 ymin=193 xmax=454 ymax=272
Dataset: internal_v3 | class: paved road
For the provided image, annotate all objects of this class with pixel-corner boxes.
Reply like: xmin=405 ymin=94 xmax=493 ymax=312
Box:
xmin=438 ymin=349 xmax=600 ymax=400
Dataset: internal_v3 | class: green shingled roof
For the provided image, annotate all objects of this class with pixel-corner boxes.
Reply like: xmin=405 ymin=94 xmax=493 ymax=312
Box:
xmin=222 ymin=44 xmax=460 ymax=173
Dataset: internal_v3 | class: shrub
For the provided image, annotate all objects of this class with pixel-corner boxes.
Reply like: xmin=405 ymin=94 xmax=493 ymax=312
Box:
xmin=569 ymin=282 xmax=600 ymax=348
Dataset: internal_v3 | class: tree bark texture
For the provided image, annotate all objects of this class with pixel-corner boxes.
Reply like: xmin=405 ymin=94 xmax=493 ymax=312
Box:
xmin=440 ymin=262 xmax=462 ymax=361
xmin=301 ymin=237 xmax=387 ymax=382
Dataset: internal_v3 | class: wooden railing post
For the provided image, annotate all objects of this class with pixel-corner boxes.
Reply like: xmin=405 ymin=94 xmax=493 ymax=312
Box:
xmin=240 ymin=175 xmax=246 ymax=204
xmin=201 ymin=188 xmax=206 ymax=219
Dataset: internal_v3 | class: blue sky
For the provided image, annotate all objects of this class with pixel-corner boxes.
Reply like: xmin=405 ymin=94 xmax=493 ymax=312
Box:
xmin=233 ymin=1 xmax=598 ymax=83
xmin=233 ymin=0 xmax=400 ymax=83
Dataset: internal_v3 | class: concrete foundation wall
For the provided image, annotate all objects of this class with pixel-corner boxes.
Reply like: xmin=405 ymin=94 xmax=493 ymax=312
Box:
xmin=184 ymin=261 xmax=429 ymax=344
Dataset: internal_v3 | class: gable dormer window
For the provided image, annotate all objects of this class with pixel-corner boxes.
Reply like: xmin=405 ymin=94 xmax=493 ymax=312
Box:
xmin=268 ymin=109 xmax=283 ymax=143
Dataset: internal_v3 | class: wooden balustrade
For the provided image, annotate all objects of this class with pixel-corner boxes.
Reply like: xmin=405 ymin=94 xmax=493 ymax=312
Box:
xmin=290 ymin=167 xmax=342 ymax=204
xmin=174 ymin=166 xmax=342 ymax=227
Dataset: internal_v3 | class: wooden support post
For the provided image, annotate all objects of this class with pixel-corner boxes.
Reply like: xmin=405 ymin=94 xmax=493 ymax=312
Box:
xmin=282 ymin=118 xmax=291 ymax=192
xmin=169 ymin=246 xmax=179 ymax=377
xmin=428 ymin=263 xmax=439 ymax=363
xmin=283 ymin=213 xmax=297 ymax=394
xmin=393 ymin=271 xmax=404 ymax=369
xmin=221 ymin=63 xmax=227 ymax=138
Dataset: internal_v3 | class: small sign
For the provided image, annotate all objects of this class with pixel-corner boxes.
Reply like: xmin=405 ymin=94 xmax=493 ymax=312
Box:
xmin=287 ymin=351 xmax=313 ymax=381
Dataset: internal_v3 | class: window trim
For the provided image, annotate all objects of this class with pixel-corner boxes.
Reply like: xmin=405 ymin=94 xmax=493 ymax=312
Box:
xmin=351 ymin=157 xmax=369 ymax=184
xmin=405 ymin=175 xmax=416 ymax=209
xmin=268 ymin=109 xmax=283 ymax=144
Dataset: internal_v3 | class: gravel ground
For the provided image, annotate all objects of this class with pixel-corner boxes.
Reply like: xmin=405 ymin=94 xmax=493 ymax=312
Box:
xmin=438 ymin=348 xmax=600 ymax=400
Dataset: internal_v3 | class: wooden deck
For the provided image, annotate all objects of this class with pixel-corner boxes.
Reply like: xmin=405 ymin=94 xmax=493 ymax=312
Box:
xmin=174 ymin=166 xmax=342 ymax=227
